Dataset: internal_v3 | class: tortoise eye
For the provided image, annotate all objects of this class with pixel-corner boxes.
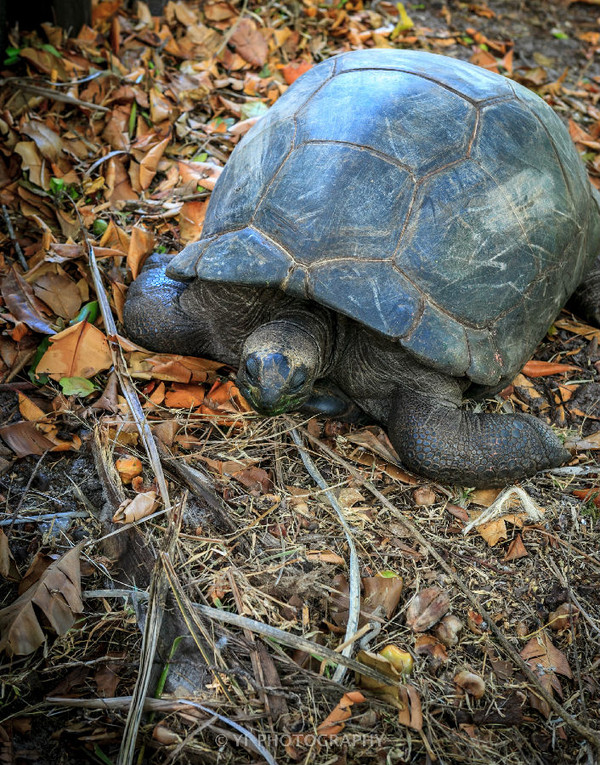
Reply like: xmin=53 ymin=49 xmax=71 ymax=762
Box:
xmin=245 ymin=356 xmax=260 ymax=382
xmin=289 ymin=369 xmax=307 ymax=392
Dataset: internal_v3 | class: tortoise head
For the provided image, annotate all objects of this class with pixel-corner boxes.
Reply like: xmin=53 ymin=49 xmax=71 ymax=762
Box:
xmin=236 ymin=320 xmax=322 ymax=415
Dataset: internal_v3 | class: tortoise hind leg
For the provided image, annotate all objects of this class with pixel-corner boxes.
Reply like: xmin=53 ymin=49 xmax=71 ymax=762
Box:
xmin=569 ymin=254 xmax=600 ymax=326
xmin=387 ymin=380 xmax=569 ymax=487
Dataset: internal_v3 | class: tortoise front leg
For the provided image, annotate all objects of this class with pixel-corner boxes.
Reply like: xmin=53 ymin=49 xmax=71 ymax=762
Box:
xmin=569 ymin=254 xmax=600 ymax=326
xmin=300 ymin=380 xmax=369 ymax=423
xmin=386 ymin=382 xmax=569 ymax=488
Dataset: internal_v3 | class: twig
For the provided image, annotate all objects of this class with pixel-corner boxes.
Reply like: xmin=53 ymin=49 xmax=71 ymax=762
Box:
xmin=48 ymin=696 xmax=279 ymax=765
xmin=1 ymin=205 xmax=28 ymax=271
xmin=297 ymin=424 xmax=600 ymax=751
xmin=164 ymin=566 xmax=403 ymax=688
xmin=289 ymin=426 xmax=361 ymax=685
xmin=7 ymin=451 xmax=49 ymax=536
xmin=117 ymin=499 xmax=183 ymax=765
xmin=1 ymin=79 xmax=109 ymax=111
xmin=0 ymin=511 xmax=88 ymax=526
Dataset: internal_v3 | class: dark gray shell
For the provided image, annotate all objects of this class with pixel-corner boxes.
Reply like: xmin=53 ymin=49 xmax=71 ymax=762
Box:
xmin=168 ymin=50 xmax=600 ymax=387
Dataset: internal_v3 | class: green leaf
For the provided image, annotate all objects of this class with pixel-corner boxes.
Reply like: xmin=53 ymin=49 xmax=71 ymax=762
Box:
xmin=92 ymin=219 xmax=108 ymax=236
xmin=378 ymin=570 xmax=400 ymax=579
xmin=240 ymin=100 xmax=269 ymax=121
xmin=69 ymin=301 xmax=100 ymax=326
xmin=552 ymin=31 xmax=568 ymax=39
xmin=28 ymin=338 xmax=51 ymax=385
xmin=49 ymin=177 xmax=65 ymax=195
xmin=129 ymin=101 xmax=137 ymax=137
xmin=193 ymin=152 xmax=208 ymax=162
xmin=40 ymin=43 xmax=62 ymax=57
xmin=59 ymin=377 xmax=96 ymax=397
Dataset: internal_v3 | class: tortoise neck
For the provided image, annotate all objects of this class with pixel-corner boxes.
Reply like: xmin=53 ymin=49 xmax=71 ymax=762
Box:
xmin=268 ymin=304 xmax=338 ymax=377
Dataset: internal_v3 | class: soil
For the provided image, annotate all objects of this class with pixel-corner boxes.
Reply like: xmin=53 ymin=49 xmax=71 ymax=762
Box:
xmin=1 ymin=2 xmax=600 ymax=765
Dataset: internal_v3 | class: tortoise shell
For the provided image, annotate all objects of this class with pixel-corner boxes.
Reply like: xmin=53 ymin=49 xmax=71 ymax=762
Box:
xmin=168 ymin=50 xmax=600 ymax=387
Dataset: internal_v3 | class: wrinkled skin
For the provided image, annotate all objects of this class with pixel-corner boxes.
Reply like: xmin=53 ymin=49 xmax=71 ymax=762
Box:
xmin=122 ymin=50 xmax=600 ymax=488
xmin=123 ymin=253 xmax=600 ymax=487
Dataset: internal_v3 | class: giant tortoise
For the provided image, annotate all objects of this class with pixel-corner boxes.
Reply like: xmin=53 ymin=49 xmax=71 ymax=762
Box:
xmin=124 ymin=50 xmax=600 ymax=487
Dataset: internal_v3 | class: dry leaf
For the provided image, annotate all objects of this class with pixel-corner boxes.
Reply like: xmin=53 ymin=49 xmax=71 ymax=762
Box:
xmin=1 ymin=266 xmax=55 ymax=335
xmin=305 ymin=550 xmax=345 ymax=564
xmin=31 ymin=270 xmax=82 ymax=320
xmin=406 ymin=587 xmax=450 ymax=632
xmin=0 ymin=545 xmax=83 ymax=656
xmin=127 ymin=226 xmax=155 ymax=280
xmin=454 ymin=670 xmax=486 ymax=699
xmin=115 ymin=456 xmax=143 ymax=484
xmin=0 ymin=421 xmax=55 ymax=457
xmin=521 ymin=631 xmax=572 ymax=718
xmin=362 ymin=573 xmax=403 ymax=619
xmin=164 ymin=383 xmax=206 ymax=408
xmin=503 ymin=534 xmax=528 ymax=561
xmin=0 ymin=530 xmax=20 ymax=582
xmin=229 ymin=18 xmax=268 ymax=67
xmin=113 ymin=491 xmax=158 ymax=523
xmin=37 ymin=322 xmax=112 ymax=380
xmin=397 ymin=684 xmax=423 ymax=731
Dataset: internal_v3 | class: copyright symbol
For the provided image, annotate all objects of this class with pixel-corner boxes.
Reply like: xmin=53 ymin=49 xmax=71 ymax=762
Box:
xmin=215 ymin=734 xmax=227 ymax=747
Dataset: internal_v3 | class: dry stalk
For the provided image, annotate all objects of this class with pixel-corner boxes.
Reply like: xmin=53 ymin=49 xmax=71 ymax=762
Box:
xmin=297 ymin=424 xmax=600 ymax=752
xmin=289 ymin=426 xmax=361 ymax=684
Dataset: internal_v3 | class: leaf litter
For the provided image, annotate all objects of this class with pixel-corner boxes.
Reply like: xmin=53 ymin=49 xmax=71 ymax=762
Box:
xmin=0 ymin=1 xmax=599 ymax=764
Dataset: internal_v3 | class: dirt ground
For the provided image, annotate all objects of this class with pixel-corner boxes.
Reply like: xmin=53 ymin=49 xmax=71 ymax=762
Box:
xmin=1 ymin=1 xmax=600 ymax=764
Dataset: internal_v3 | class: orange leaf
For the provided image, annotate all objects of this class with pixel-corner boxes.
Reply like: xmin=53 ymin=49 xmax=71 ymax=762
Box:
xmin=521 ymin=360 xmax=580 ymax=377
xmin=281 ymin=59 xmax=312 ymax=84
xmin=127 ymin=226 xmax=155 ymax=280
xmin=115 ymin=456 xmax=143 ymax=484
xmin=305 ymin=550 xmax=346 ymax=564
xmin=36 ymin=322 xmax=112 ymax=380
xmin=164 ymin=383 xmax=206 ymax=408
xmin=316 ymin=691 xmax=365 ymax=737
xmin=573 ymin=488 xmax=600 ymax=507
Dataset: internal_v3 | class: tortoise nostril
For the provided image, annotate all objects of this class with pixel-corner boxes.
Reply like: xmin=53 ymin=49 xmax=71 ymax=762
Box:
xmin=245 ymin=356 xmax=260 ymax=382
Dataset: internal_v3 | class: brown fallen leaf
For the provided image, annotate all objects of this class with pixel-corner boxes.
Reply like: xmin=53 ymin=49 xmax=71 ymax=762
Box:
xmin=36 ymin=322 xmax=112 ymax=380
xmin=229 ymin=18 xmax=268 ymax=67
xmin=0 ymin=544 xmax=83 ymax=656
xmin=398 ymin=684 xmax=423 ymax=731
xmin=0 ymin=421 xmax=56 ymax=457
xmin=414 ymin=633 xmax=449 ymax=667
xmin=454 ymin=670 xmax=486 ymax=699
xmin=164 ymin=383 xmax=206 ymax=408
xmin=31 ymin=269 xmax=82 ymax=321
xmin=406 ymin=587 xmax=450 ymax=632
xmin=282 ymin=59 xmax=313 ymax=85
xmin=503 ymin=534 xmax=528 ymax=561
xmin=232 ymin=465 xmax=272 ymax=494
xmin=476 ymin=517 xmax=508 ymax=547
xmin=362 ymin=573 xmax=403 ymax=620
xmin=0 ymin=530 xmax=20 ymax=582
xmin=305 ymin=550 xmax=345 ymax=564
xmin=127 ymin=226 xmax=155 ymax=280
xmin=521 ymin=631 xmax=572 ymax=718
xmin=1 ymin=266 xmax=55 ymax=335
